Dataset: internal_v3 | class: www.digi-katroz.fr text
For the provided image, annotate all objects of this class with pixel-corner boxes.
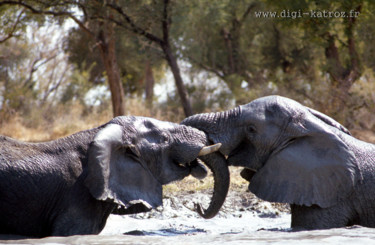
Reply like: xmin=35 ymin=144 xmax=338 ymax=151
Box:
xmin=254 ymin=9 xmax=360 ymax=19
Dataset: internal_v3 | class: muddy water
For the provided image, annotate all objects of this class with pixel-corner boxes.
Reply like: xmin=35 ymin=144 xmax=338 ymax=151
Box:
xmin=1 ymin=214 xmax=374 ymax=244
xmin=0 ymin=181 xmax=372 ymax=245
xmin=1 ymin=192 xmax=375 ymax=245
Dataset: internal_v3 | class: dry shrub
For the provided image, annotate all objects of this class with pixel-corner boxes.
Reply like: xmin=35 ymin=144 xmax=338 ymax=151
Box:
xmin=0 ymin=97 xmax=188 ymax=141
xmin=0 ymin=102 xmax=112 ymax=141
xmin=0 ymin=116 xmax=52 ymax=141
xmin=351 ymin=129 xmax=375 ymax=144
xmin=50 ymin=103 xmax=113 ymax=139
xmin=126 ymin=98 xmax=187 ymax=123
xmin=164 ymin=166 xmax=249 ymax=196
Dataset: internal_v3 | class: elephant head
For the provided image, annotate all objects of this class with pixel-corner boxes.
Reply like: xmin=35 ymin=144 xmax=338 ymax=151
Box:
xmin=84 ymin=116 xmax=229 ymax=216
xmin=182 ymin=95 xmax=361 ymax=209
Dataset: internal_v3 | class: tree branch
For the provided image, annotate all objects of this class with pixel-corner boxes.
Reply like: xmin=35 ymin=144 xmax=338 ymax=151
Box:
xmin=239 ymin=2 xmax=257 ymax=24
xmin=185 ymin=54 xmax=226 ymax=79
xmin=42 ymin=62 xmax=66 ymax=104
xmin=0 ymin=1 xmax=96 ymax=39
xmin=0 ymin=8 xmax=25 ymax=43
xmin=346 ymin=4 xmax=362 ymax=82
xmin=105 ymin=2 xmax=164 ymax=46
xmin=323 ymin=32 xmax=346 ymax=83
xmin=162 ymin=0 xmax=170 ymax=43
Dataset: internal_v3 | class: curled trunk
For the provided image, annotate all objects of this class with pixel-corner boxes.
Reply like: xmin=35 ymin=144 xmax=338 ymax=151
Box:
xmin=196 ymin=152 xmax=230 ymax=219
xmin=181 ymin=107 xmax=241 ymax=218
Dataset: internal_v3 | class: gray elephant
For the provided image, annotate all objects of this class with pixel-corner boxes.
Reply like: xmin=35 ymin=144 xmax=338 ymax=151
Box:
xmin=0 ymin=116 xmax=229 ymax=237
xmin=182 ymin=95 xmax=375 ymax=230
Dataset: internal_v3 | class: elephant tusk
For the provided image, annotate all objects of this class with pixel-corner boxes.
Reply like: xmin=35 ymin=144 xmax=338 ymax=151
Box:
xmin=198 ymin=143 xmax=222 ymax=156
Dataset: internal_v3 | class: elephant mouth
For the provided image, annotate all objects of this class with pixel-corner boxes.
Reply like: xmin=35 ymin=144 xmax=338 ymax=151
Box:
xmin=180 ymin=143 xmax=222 ymax=180
xmin=226 ymin=143 xmax=246 ymax=166
xmin=240 ymin=168 xmax=257 ymax=182
xmin=226 ymin=140 xmax=258 ymax=168
xmin=173 ymin=159 xmax=208 ymax=180
xmin=188 ymin=159 xmax=208 ymax=179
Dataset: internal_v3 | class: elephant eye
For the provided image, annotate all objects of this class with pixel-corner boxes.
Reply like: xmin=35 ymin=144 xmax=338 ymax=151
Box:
xmin=247 ymin=125 xmax=257 ymax=134
xmin=159 ymin=132 xmax=170 ymax=144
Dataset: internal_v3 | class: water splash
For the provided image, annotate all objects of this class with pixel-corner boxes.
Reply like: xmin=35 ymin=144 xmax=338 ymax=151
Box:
xmin=124 ymin=228 xmax=206 ymax=236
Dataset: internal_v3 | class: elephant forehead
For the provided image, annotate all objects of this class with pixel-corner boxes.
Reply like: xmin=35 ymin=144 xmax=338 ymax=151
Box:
xmin=112 ymin=116 xmax=205 ymax=146
xmin=243 ymin=96 xmax=305 ymax=119
xmin=134 ymin=117 xmax=177 ymax=132
xmin=134 ymin=117 xmax=205 ymax=139
xmin=111 ymin=116 xmax=177 ymax=132
xmin=135 ymin=118 xmax=203 ymax=147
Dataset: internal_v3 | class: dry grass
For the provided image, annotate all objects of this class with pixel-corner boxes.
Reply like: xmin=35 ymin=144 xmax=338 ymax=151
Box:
xmin=164 ymin=167 xmax=249 ymax=196
xmin=0 ymin=98 xmax=188 ymax=141
xmin=0 ymin=107 xmax=111 ymax=141
xmin=351 ymin=129 xmax=375 ymax=144
xmin=0 ymin=117 xmax=52 ymax=141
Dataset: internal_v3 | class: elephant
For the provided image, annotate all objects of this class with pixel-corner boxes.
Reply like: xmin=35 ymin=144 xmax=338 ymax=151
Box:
xmin=182 ymin=95 xmax=375 ymax=230
xmin=0 ymin=116 xmax=229 ymax=237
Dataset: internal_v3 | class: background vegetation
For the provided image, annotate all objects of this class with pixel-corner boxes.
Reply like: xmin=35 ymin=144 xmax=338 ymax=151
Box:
xmin=0 ymin=0 xmax=374 ymax=142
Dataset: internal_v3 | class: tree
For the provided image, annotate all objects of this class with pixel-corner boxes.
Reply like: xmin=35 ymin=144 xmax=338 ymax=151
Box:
xmin=1 ymin=0 xmax=197 ymax=117
xmin=65 ymin=18 xmax=163 ymax=106
xmin=179 ymin=0 xmax=375 ymax=125
xmin=263 ymin=0 xmax=374 ymax=117
xmin=0 ymin=20 xmax=72 ymax=123
xmin=176 ymin=0 xmax=273 ymax=102
xmin=0 ymin=0 xmax=127 ymax=116
xmin=0 ymin=6 xmax=25 ymax=43
xmin=105 ymin=0 xmax=193 ymax=116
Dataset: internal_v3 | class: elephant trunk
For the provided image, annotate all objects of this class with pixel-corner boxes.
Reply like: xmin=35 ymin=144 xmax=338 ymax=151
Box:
xmin=181 ymin=106 xmax=241 ymax=155
xmin=195 ymin=152 xmax=230 ymax=219
xmin=181 ymin=107 xmax=240 ymax=218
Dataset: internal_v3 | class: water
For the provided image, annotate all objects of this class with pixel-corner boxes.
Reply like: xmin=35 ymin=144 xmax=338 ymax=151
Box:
xmin=1 ymin=189 xmax=374 ymax=244
xmin=1 ymin=213 xmax=375 ymax=244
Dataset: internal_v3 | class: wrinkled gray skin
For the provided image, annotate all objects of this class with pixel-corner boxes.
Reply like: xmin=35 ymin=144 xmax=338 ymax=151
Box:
xmin=0 ymin=116 xmax=227 ymax=237
xmin=182 ymin=95 xmax=375 ymax=230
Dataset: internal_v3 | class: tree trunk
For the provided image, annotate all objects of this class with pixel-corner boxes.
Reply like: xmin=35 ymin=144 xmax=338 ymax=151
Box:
xmin=323 ymin=5 xmax=362 ymax=121
xmin=324 ymin=7 xmax=361 ymax=120
xmin=105 ymin=0 xmax=192 ymax=116
xmin=162 ymin=44 xmax=193 ymax=117
xmin=220 ymin=4 xmax=256 ymax=94
xmin=144 ymin=60 xmax=154 ymax=107
xmin=98 ymin=24 xmax=126 ymax=117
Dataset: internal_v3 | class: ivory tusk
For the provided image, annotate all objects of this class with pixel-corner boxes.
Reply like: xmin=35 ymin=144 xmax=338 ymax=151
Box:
xmin=198 ymin=143 xmax=222 ymax=156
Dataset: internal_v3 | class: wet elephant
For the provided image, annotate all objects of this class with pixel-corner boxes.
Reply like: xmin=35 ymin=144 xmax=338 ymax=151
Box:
xmin=0 ymin=116 xmax=228 ymax=237
xmin=182 ymin=95 xmax=375 ymax=230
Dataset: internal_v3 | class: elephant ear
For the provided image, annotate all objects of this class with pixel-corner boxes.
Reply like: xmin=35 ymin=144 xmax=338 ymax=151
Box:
xmin=84 ymin=123 xmax=162 ymax=210
xmin=249 ymin=110 xmax=361 ymax=208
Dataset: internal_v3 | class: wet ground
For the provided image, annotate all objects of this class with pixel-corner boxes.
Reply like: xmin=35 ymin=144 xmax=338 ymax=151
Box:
xmin=1 ymin=189 xmax=375 ymax=244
